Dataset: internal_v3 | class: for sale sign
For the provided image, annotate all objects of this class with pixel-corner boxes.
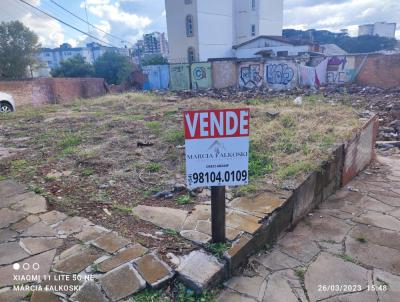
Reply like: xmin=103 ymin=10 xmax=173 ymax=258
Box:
xmin=183 ymin=108 xmax=250 ymax=189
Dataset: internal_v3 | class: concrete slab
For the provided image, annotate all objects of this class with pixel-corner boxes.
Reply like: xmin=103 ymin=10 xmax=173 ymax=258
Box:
xmin=226 ymin=210 xmax=261 ymax=234
xmin=225 ymin=275 xmax=266 ymax=301
xmin=0 ymin=180 xmax=26 ymax=199
xmin=0 ymin=241 xmax=30 ymax=265
xmin=305 ymin=253 xmax=369 ymax=301
xmin=132 ymin=205 xmax=188 ymax=230
xmin=19 ymin=237 xmax=63 ymax=255
xmin=256 ymin=250 xmax=301 ymax=271
xmin=0 ymin=249 xmax=56 ymax=287
xmin=53 ymin=247 xmax=103 ymax=274
xmin=345 ymin=236 xmax=400 ymax=275
xmin=97 ymin=244 xmax=148 ymax=273
xmin=177 ymin=250 xmax=225 ymax=293
xmin=0 ymin=208 xmax=27 ymax=229
xmin=229 ymin=193 xmax=286 ymax=217
xmin=91 ymin=232 xmax=130 ymax=253
xmin=353 ymin=211 xmax=400 ymax=232
xmin=134 ymin=253 xmax=174 ymax=288
xmin=99 ymin=264 xmax=145 ymax=301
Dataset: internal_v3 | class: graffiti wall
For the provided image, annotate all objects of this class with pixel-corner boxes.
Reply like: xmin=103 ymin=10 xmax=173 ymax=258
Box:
xmin=265 ymin=61 xmax=298 ymax=89
xmin=326 ymin=56 xmax=356 ymax=84
xmin=142 ymin=65 xmax=169 ymax=90
xmin=212 ymin=60 xmax=237 ymax=89
xmin=191 ymin=62 xmax=212 ymax=90
xmin=169 ymin=64 xmax=191 ymax=91
xmin=238 ymin=62 xmax=264 ymax=89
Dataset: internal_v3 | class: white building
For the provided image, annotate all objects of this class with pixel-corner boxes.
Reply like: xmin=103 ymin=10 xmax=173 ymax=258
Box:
xmin=38 ymin=43 xmax=130 ymax=71
xmin=358 ymin=22 xmax=397 ymax=38
xmin=233 ymin=36 xmax=316 ymax=59
xmin=165 ymin=0 xmax=283 ymax=63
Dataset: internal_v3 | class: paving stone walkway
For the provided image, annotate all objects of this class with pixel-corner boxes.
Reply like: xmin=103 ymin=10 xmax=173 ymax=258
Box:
xmin=218 ymin=155 xmax=400 ymax=302
xmin=0 ymin=180 xmax=174 ymax=302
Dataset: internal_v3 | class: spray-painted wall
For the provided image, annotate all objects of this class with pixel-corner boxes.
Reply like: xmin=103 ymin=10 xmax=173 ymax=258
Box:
xmin=265 ymin=60 xmax=298 ymax=90
xmin=238 ymin=62 xmax=264 ymax=89
xmin=142 ymin=65 xmax=169 ymax=90
xmin=326 ymin=56 xmax=356 ymax=84
xmin=169 ymin=64 xmax=191 ymax=91
xmin=191 ymin=62 xmax=212 ymax=90
xmin=211 ymin=60 xmax=237 ymax=89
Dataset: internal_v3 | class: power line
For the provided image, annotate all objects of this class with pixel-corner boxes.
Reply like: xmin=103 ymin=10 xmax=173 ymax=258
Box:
xmin=8 ymin=0 xmax=91 ymax=47
xmin=47 ymin=0 xmax=131 ymax=45
xmin=16 ymin=0 xmax=119 ymax=48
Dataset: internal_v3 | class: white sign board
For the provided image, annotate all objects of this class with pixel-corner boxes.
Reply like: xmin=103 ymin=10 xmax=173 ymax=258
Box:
xmin=184 ymin=108 xmax=250 ymax=189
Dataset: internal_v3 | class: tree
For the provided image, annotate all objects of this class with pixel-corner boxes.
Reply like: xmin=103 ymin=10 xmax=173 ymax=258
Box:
xmin=141 ymin=54 xmax=168 ymax=66
xmin=94 ymin=51 xmax=133 ymax=85
xmin=0 ymin=21 xmax=40 ymax=79
xmin=283 ymin=28 xmax=397 ymax=53
xmin=51 ymin=54 xmax=94 ymax=78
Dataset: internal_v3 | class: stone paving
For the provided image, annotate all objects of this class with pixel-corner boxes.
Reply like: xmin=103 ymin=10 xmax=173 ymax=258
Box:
xmin=132 ymin=191 xmax=289 ymax=245
xmin=218 ymin=155 xmax=400 ymax=302
xmin=0 ymin=180 xmax=174 ymax=302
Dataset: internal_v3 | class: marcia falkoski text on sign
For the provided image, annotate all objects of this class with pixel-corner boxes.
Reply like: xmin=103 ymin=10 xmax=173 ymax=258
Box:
xmin=183 ymin=108 xmax=250 ymax=189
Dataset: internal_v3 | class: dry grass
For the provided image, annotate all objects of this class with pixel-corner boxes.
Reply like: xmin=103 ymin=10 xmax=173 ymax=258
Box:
xmin=0 ymin=92 xmax=363 ymax=249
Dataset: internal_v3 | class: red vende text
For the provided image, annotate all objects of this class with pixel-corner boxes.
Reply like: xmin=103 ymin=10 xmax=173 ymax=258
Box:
xmin=183 ymin=108 xmax=250 ymax=139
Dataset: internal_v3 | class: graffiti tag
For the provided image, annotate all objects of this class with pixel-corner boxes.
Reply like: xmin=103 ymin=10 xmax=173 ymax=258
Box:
xmin=240 ymin=65 xmax=262 ymax=88
xmin=193 ymin=67 xmax=207 ymax=81
xmin=327 ymin=56 xmax=347 ymax=71
xmin=266 ymin=64 xmax=294 ymax=86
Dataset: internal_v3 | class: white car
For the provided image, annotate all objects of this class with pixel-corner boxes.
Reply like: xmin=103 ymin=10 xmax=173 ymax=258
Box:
xmin=0 ymin=92 xmax=16 ymax=113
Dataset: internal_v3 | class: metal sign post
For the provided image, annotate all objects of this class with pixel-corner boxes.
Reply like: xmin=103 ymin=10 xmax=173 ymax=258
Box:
xmin=183 ymin=108 xmax=250 ymax=244
xmin=211 ymin=186 xmax=226 ymax=243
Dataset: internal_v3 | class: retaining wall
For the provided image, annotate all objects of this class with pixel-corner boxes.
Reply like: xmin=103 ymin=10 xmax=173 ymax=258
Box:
xmin=222 ymin=115 xmax=378 ymax=275
xmin=0 ymin=78 xmax=107 ymax=107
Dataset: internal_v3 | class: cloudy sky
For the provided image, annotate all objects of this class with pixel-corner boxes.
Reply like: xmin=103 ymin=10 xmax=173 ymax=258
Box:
xmin=1 ymin=0 xmax=399 ymax=48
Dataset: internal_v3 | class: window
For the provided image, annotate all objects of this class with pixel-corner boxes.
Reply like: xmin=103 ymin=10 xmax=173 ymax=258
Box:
xmin=251 ymin=0 xmax=256 ymax=10
xmin=185 ymin=0 xmax=192 ymax=4
xmin=186 ymin=15 xmax=194 ymax=37
xmin=251 ymin=24 xmax=256 ymax=36
xmin=277 ymin=51 xmax=288 ymax=57
xmin=188 ymin=47 xmax=195 ymax=63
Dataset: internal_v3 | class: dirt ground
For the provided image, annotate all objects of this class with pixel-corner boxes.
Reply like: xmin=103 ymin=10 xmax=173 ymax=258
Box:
xmin=0 ymin=92 xmax=364 ymax=255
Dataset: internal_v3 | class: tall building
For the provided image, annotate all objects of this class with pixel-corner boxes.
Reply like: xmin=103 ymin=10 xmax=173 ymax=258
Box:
xmin=142 ymin=32 xmax=169 ymax=57
xmin=358 ymin=22 xmax=396 ymax=38
xmin=165 ymin=0 xmax=283 ymax=63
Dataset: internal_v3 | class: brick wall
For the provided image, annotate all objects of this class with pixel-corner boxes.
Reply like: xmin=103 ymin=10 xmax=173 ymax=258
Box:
xmin=356 ymin=54 xmax=400 ymax=89
xmin=0 ymin=78 xmax=107 ymax=107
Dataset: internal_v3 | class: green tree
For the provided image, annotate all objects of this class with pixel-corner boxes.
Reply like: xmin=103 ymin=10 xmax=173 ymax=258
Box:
xmin=94 ymin=51 xmax=133 ymax=85
xmin=141 ymin=54 xmax=168 ymax=66
xmin=0 ymin=21 xmax=40 ymax=79
xmin=283 ymin=28 xmax=397 ymax=54
xmin=51 ymin=54 xmax=94 ymax=78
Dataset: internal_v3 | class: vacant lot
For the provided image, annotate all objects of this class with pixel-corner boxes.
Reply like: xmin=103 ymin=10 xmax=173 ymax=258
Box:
xmin=0 ymin=92 xmax=363 ymax=254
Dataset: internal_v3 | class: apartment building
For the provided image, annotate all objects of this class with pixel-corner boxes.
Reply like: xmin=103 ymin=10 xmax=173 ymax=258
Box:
xmin=165 ymin=0 xmax=283 ymax=63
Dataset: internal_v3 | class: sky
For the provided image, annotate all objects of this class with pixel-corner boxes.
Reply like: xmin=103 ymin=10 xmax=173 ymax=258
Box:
xmin=0 ymin=0 xmax=399 ymax=48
